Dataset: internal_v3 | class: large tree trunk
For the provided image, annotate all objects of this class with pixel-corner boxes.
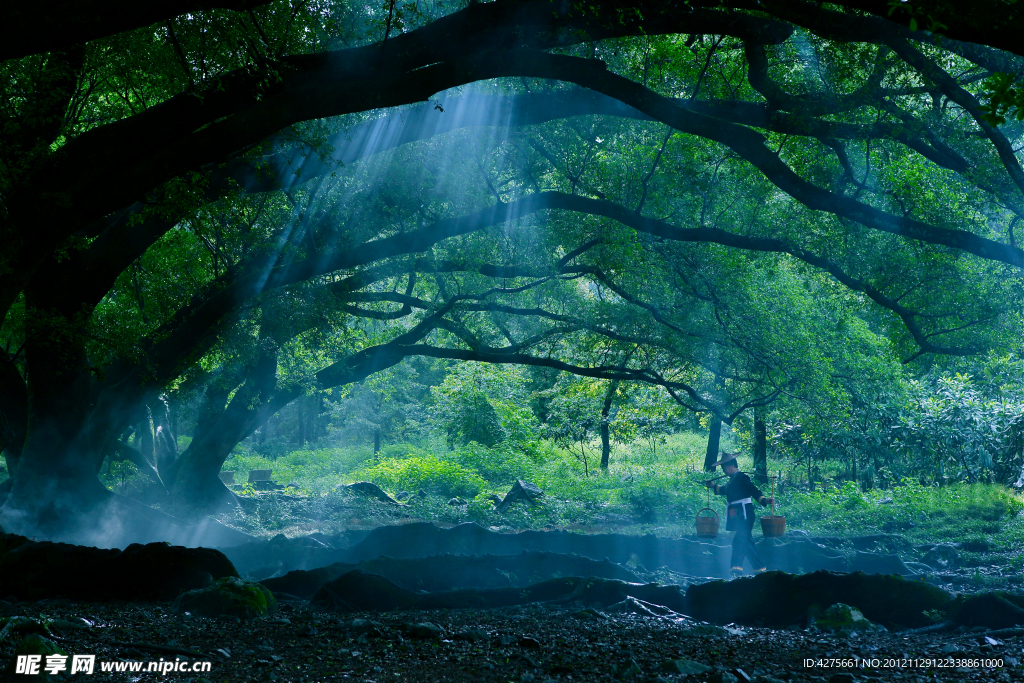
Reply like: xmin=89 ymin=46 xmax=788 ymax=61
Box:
xmin=165 ymin=349 xmax=296 ymax=517
xmin=599 ymin=379 xmax=619 ymax=470
xmin=0 ymin=351 xmax=28 ymax=477
xmin=703 ymin=417 xmax=722 ymax=471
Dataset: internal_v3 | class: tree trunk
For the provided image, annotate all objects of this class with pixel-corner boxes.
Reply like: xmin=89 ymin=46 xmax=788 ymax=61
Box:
xmin=0 ymin=282 xmax=133 ymax=539
xmin=166 ymin=350 xmax=294 ymax=517
xmin=0 ymin=351 xmax=28 ymax=477
xmin=704 ymin=417 xmax=722 ymax=471
xmin=599 ymin=379 xmax=619 ymax=470
xmin=753 ymin=407 xmax=767 ymax=483
xmin=373 ymin=428 xmax=382 ymax=457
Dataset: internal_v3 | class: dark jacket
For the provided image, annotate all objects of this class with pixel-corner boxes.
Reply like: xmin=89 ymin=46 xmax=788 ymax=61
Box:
xmin=712 ymin=471 xmax=765 ymax=504
xmin=712 ymin=471 xmax=766 ymax=531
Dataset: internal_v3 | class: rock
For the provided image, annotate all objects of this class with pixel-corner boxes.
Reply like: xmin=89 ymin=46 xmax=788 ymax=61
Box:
xmin=346 ymin=618 xmax=382 ymax=636
xmin=812 ymin=603 xmax=883 ymax=632
xmin=518 ymin=636 xmax=541 ymax=648
xmin=46 ymin=618 xmax=89 ymax=633
xmin=572 ymin=608 xmax=606 ymax=619
xmin=403 ymin=622 xmax=443 ymax=639
xmin=494 ymin=481 xmax=544 ymax=513
xmin=4 ymin=634 xmax=68 ymax=680
xmin=447 ymin=497 xmax=467 ymax=506
xmin=286 ymin=481 xmax=301 ymax=489
xmin=686 ymin=570 xmax=951 ymax=629
xmin=662 ymin=659 xmax=712 ymax=675
xmin=948 ymin=592 xmax=1024 ymax=629
xmin=618 ymin=659 xmax=643 ymax=678
xmin=849 ymin=551 xmax=915 ymax=576
xmin=923 ymin=545 xmax=960 ymax=570
xmin=343 ymin=481 xmax=401 ymax=505
xmin=396 ymin=491 xmax=411 ymax=501
xmin=172 ymin=576 xmax=277 ymax=619
xmin=454 ymin=628 xmax=487 ymax=641
xmin=311 ymin=570 xmax=420 ymax=613
xmin=0 ymin=616 xmax=51 ymax=642
xmin=0 ymin=536 xmax=237 ymax=601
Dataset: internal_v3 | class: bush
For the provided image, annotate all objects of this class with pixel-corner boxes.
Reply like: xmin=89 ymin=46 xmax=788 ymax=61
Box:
xmin=352 ymin=455 xmax=487 ymax=498
xmin=449 ymin=442 xmax=538 ymax=485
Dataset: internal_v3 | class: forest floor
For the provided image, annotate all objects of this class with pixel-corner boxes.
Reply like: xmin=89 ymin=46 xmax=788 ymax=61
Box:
xmin=3 ymin=597 xmax=1020 ymax=683
xmin=5 ymin=484 xmax=1021 ymax=682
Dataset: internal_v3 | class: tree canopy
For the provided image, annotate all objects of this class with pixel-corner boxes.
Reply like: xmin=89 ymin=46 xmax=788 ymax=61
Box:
xmin=0 ymin=0 xmax=1021 ymax=542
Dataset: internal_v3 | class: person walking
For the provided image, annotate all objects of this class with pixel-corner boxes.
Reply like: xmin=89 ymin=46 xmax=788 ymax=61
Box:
xmin=705 ymin=451 xmax=773 ymax=576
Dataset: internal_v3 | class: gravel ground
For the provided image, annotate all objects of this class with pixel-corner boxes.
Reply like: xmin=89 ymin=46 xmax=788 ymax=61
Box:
xmin=2 ymin=598 xmax=1022 ymax=682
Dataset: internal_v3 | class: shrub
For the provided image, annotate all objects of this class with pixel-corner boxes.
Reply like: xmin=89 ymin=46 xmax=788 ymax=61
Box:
xmin=449 ymin=442 xmax=538 ymax=485
xmin=352 ymin=455 xmax=487 ymax=498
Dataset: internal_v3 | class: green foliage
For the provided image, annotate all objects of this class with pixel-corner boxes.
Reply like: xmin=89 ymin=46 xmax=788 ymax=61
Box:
xmin=431 ymin=364 xmax=535 ymax=449
xmin=782 ymin=480 xmax=1024 ymax=542
xmin=352 ymin=455 xmax=487 ymax=498
xmin=979 ymin=72 xmax=1024 ymax=126
xmin=222 ymin=446 xmax=375 ymax=492
xmin=449 ymin=442 xmax=539 ymax=485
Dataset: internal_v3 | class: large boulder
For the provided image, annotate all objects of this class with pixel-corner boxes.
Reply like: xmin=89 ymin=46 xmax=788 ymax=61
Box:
xmin=0 ymin=535 xmax=237 ymax=600
xmin=172 ymin=576 xmax=276 ymax=619
xmin=686 ymin=570 xmax=951 ymax=629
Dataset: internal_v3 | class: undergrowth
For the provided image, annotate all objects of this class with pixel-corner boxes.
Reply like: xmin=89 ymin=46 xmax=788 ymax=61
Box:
xmin=212 ymin=432 xmax=1024 ymax=551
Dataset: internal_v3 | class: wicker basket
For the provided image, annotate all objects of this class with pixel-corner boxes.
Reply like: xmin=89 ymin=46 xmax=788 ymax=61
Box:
xmin=760 ymin=515 xmax=786 ymax=537
xmin=695 ymin=507 xmax=720 ymax=538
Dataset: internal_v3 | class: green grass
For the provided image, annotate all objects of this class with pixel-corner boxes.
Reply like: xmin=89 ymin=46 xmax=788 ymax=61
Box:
xmin=779 ymin=480 xmax=1024 ymax=545
xmin=210 ymin=431 xmax=1024 ymax=549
